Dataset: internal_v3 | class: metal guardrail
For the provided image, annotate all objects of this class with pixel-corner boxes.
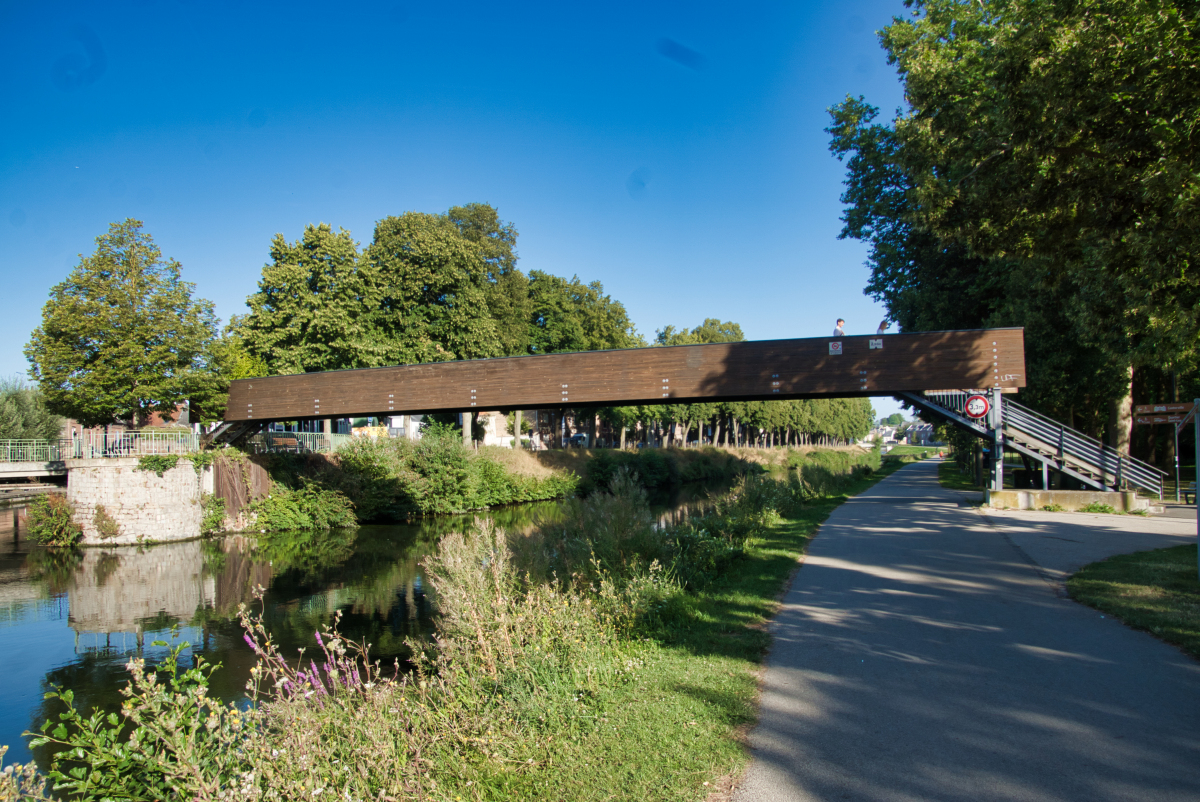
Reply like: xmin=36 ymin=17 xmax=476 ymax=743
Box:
xmin=0 ymin=431 xmax=200 ymax=463
xmin=0 ymin=440 xmax=70 ymax=462
xmin=1002 ymin=400 xmax=1164 ymax=496
xmin=919 ymin=391 xmax=1164 ymax=495
xmin=245 ymin=431 xmax=353 ymax=454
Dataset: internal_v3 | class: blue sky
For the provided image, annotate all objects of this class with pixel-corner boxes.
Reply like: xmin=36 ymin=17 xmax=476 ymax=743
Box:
xmin=1 ymin=0 xmax=911 ymax=418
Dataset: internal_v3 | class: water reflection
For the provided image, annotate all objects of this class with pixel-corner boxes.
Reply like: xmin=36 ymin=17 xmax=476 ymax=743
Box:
xmin=0 ymin=485 xmax=729 ymax=768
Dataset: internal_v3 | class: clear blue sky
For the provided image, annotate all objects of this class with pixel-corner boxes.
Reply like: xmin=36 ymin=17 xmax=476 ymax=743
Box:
xmin=1 ymin=0 xmax=912 ymax=419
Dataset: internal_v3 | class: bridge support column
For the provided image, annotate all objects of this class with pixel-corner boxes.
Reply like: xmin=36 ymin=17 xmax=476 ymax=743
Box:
xmin=513 ymin=410 xmax=522 ymax=449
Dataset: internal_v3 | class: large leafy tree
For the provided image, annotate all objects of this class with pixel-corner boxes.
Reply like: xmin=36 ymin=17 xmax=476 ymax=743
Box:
xmin=25 ymin=219 xmax=219 ymax=428
xmin=527 ymin=271 xmax=643 ymax=354
xmin=242 ymin=224 xmax=368 ymax=374
xmin=364 ymin=212 xmax=501 ymax=364
xmin=448 ymin=203 xmax=532 ymax=357
xmin=829 ymin=0 xmax=1200 ymax=445
xmin=655 ymin=318 xmax=745 ymax=346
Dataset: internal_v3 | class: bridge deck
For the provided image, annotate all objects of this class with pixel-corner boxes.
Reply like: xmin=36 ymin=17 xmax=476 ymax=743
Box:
xmin=225 ymin=328 xmax=1025 ymax=423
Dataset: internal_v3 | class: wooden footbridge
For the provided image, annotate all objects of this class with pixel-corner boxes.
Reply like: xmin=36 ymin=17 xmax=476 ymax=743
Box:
xmin=208 ymin=328 xmax=1026 ymax=444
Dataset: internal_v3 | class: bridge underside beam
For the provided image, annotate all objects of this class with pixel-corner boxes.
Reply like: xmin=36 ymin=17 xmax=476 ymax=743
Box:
xmin=225 ymin=328 xmax=1026 ymax=425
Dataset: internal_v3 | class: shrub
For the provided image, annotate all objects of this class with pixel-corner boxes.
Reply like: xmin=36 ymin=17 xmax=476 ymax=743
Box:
xmin=93 ymin=504 xmax=120 ymax=539
xmin=1080 ymin=502 xmax=1117 ymax=514
xmin=332 ymin=431 xmax=577 ymax=520
xmin=135 ymin=455 xmax=179 ymax=477
xmin=1042 ymin=503 xmax=1065 ymax=512
xmin=27 ymin=493 xmax=82 ymax=548
xmin=248 ymin=482 xmax=357 ymax=532
xmin=200 ymin=494 xmax=225 ymax=535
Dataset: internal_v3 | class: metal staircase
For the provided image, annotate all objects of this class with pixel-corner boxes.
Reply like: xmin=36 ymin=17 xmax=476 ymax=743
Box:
xmin=200 ymin=420 xmax=263 ymax=449
xmin=902 ymin=390 xmax=1165 ymax=497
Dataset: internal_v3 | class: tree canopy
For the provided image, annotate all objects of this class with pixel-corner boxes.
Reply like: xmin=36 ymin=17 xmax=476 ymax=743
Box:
xmin=24 ymin=219 xmax=220 ymax=428
xmin=0 ymin=377 xmax=62 ymax=440
xmin=828 ymin=0 xmax=1200 ymax=444
xmin=527 ymin=271 xmax=643 ymax=354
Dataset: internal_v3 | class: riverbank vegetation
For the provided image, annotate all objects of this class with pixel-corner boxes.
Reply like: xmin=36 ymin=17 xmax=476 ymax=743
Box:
xmin=5 ymin=448 xmax=891 ymax=800
xmin=1067 ymin=545 xmax=1200 ymax=659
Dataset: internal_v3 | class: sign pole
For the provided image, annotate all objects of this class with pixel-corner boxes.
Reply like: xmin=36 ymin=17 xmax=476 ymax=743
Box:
xmin=1176 ymin=424 xmax=1182 ymax=503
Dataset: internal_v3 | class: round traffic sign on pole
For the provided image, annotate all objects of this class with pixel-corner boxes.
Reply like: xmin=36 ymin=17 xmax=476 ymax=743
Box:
xmin=964 ymin=394 xmax=991 ymax=419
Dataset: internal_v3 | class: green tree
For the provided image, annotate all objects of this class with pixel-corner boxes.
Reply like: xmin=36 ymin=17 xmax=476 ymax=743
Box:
xmin=242 ymin=223 xmax=367 ymax=374
xmin=826 ymin=0 xmax=1200 ymax=443
xmin=364 ymin=212 xmax=501 ymax=364
xmin=833 ymin=0 xmax=1200 ymax=448
xmin=527 ymin=271 xmax=643 ymax=354
xmin=187 ymin=318 xmax=270 ymax=423
xmin=448 ymin=203 xmax=532 ymax=357
xmin=655 ymin=318 xmax=745 ymax=346
xmin=25 ymin=220 xmax=219 ymax=429
xmin=0 ymin=377 xmax=62 ymax=440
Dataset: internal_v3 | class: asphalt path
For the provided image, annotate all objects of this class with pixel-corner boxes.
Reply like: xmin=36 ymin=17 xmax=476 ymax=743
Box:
xmin=733 ymin=459 xmax=1200 ymax=802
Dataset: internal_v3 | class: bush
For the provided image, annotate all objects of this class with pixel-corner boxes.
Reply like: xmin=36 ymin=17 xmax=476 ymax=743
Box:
xmin=1080 ymin=502 xmax=1117 ymax=514
xmin=135 ymin=455 xmax=179 ymax=477
xmin=93 ymin=504 xmax=120 ymax=539
xmin=579 ymin=447 xmax=757 ymax=496
xmin=248 ymin=482 xmax=357 ymax=532
xmin=27 ymin=493 xmax=82 ymax=548
xmin=200 ymin=494 xmax=225 ymax=535
xmin=332 ymin=431 xmax=577 ymax=520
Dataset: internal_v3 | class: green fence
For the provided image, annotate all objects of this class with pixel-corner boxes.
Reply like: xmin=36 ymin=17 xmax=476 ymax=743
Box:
xmin=244 ymin=431 xmax=354 ymax=454
xmin=0 ymin=431 xmax=200 ymax=463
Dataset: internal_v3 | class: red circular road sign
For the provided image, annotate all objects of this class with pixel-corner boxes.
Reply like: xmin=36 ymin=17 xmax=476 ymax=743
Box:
xmin=964 ymin=394 xmax=991 ymax=419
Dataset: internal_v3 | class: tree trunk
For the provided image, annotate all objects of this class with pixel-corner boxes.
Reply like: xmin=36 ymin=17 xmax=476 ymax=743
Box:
xmin=620 ymin=425 xmax=627 ymax=449
xmin=513 ymin=410 xmax=522 ymax=449
xmin=1108 ymin=365 xmax=1134 ymax=455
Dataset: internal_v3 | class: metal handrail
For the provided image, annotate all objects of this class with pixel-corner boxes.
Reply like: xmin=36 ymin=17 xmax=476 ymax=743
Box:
xmin=1002 ymin=399 xmax=1164 ymax=494
xmin=0 ymin=432 xmax=200 ymax=462
xmin=917 ymin=392 xmax=1164 ymax=496
xmin=245 ymin=431 xmax=354 ymax=454
xmin=0 ymin=439 xmax=71 ymax=463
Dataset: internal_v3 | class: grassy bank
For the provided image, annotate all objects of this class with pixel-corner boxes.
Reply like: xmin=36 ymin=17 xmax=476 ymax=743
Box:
xmin=937 ymin=457 xmax=981 ymax=492
xmin=8 ymin=449 xmax=903 ymax=801
xmin=1067 ymin=545 xmax=1200 ymax=659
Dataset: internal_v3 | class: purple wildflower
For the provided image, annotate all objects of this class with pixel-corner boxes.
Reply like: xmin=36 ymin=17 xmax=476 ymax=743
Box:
xmin=314 ymin=631 xmax=323 ymax=648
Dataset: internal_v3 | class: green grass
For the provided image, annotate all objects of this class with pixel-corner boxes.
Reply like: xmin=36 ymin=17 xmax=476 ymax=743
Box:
xmin=1068 ymin=545 xmax=1200 ymax=659
xmin=937 ymin=458 xmax=981 ymax=492
xmin=884 ymin=444 xmax=938 ymax=457
xmin=481 ymin=459 xmax=916 ymax=799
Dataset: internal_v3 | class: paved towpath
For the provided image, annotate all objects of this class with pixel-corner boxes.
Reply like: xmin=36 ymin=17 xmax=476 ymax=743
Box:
xmin=733 ymin=459 xmax=1200 ymax=802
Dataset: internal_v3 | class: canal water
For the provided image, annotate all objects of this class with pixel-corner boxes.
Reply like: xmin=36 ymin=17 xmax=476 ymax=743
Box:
xmin=0 ymin=483 xmax=725 ymax=769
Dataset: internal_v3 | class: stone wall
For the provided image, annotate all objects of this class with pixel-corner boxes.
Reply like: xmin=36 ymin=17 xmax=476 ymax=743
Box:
xmin=66 ymin=458 xmax=203 ymax=545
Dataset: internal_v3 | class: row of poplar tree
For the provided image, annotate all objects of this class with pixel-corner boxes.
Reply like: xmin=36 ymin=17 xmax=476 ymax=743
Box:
xmin=20 ymin=209 xmax=873 ymax=443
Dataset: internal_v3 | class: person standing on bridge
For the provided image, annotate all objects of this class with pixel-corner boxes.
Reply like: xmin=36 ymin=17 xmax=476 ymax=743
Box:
xmin=833 ymin=318 xmax=845 ymax=337
xmin=877 ymin=320 xmax=890 ymax=335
